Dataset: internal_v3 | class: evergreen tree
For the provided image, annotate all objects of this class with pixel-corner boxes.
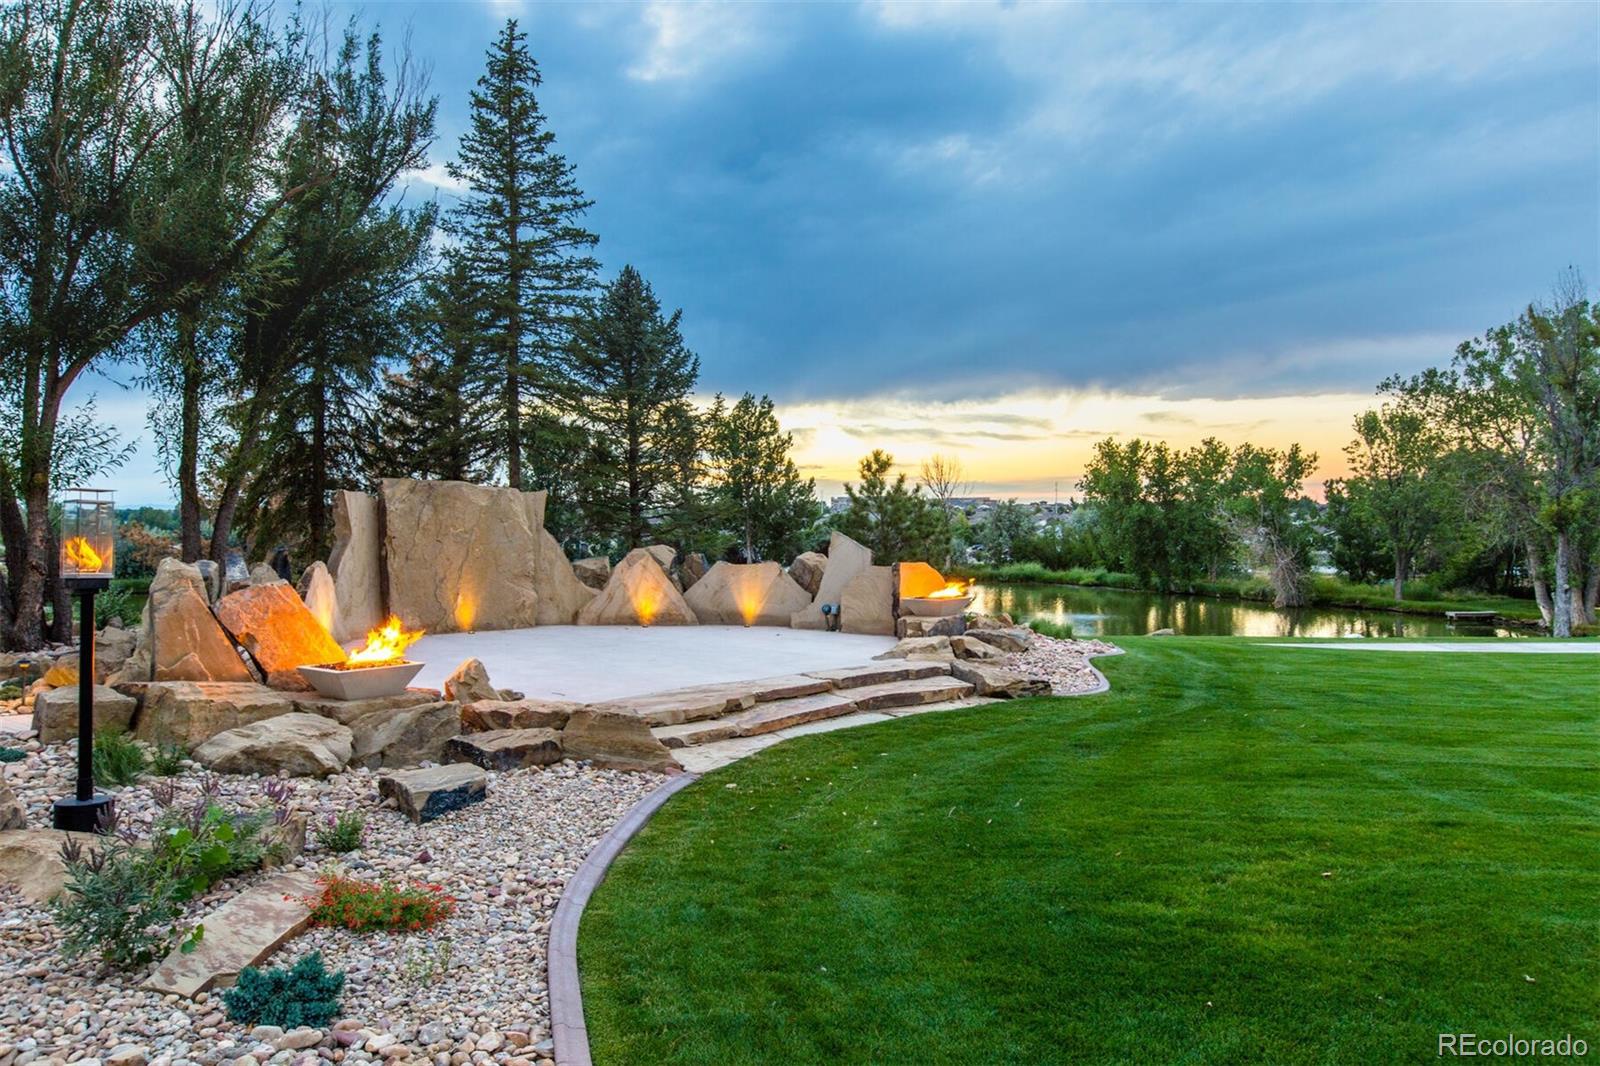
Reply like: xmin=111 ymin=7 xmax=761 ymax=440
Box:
xmin=448 ymin=19 xmax=598 ymax=489
xmin=705 ymin=393 xmax=820 ymax=562
xmin=835 ymin=451 xmax=944 ymax=564
xmin=563 ymin=266 xmax=699 ymax=550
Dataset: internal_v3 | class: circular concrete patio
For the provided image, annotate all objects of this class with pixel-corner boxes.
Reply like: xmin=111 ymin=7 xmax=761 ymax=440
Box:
xmin=409 ymin=624 xmax=898 ymax=703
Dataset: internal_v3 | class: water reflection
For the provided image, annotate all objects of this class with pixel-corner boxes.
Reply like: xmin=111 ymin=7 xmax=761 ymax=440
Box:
xmin=970 ymin=584 xmax=1527 ymax=639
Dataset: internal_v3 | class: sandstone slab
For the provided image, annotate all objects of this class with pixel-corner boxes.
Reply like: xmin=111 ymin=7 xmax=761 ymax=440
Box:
xmin=873 ymin=636 xmax=956 ymax=662
xmin=328 ymin=490 xmax=386 ymax=645
xmin=965 ymin=626 xmax=1034 ymax=653
xmin=193 ymin=712 xmax=354 ymax=778
xmin=572 ymin=557 xmax=611 ymax=590
xmin=806 ymin=661 xmax=952 ymax=689
xmin=951 ymin=634 xmax=1007 ymax=660
xmin=788 ymin=552 xmax=827 ymax=597
xmin=683 ymin=561 xmax=812 ymax=626
xmin=589 ymin=684 xmax=756 ymax=728
xmin=378 ymin=763 xmax=488 ymax=824
xmin=443 ymin=658 xmax=500 ymax=704
xmin=0 ymin=829 xmax=76 ymax=902
xmin=897 ymin=615 xmax=966 ymax=639
xmin=135 ymin=682 xmax=297 ymax=748
xmin=951 ymin=661 xmax=1052 ymax=698
xmin=297 ymin=561 xmax=338 ymax=636
xmin=32 ymin=684 xmax=137 ymax=743
xmin=0 ymin=774 xmax=23 ymax=831
xmin=840 ymin=565 xmax=895 ymax=635
xmin=792 ymin=532 xmax=872 ymax=630
xmin=535 ymin=525 xmax=596 ymax=625
xmin=291 ymin=690 xmax=437 ymax=726
xmin=721 ymin=692 xmax=858 ymax=737
xmin=461 ymin=698 xmax=577 ymax=732
xmin=345 ymin=701 xmax=461 ymax=770
xmin=847 ymin=674 xmax=975 ymax=711
xmin=576 ymin=548 xmax=697 ymax=627
xmin=143 ymin=869 xmax=322 ymax=997
xmin=561 ymin=708 xmax=681 ymax=773
xmin=445 ymin=728 xmax=562 ymax=771
xmin=214 ymin=583 xmax=348 ymax=691
xmin=142 ymin=559 xmax=253 ymax=683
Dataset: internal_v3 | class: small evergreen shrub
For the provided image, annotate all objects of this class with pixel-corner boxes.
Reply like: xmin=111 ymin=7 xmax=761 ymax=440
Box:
xmin=0 ymin=747 xmax=25 ymax=763
xmin=92 ymin=731 xmax=148 ymax=786
xmin=306 ymin=876 xmax=455 ymax=932
xmin=222 ymin=952 xmax=345 ymax=1029
xmin=52 ymin=835 xmax=187 ymax=970
xmin=314 ymin=810 xmax=366 ymax=853
xmin=148 ymin=742 xmax=188 ymax=776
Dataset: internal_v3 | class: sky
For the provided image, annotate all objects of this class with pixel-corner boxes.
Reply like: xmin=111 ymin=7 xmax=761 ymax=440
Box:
xmin=83 ymin=0 xmax=1599 ymax=504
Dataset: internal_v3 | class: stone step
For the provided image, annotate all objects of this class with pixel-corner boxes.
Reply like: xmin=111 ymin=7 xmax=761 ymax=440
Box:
xmin=653 ymin=691 xmax=861 ymax=748
xmin=804 ymin=661 xmax=951 ymax=690
xmin=652 ymin=719 xmax=739 ymax=749
xmin=143 ymin=868 xmax=322 ymax=998
xmin=588 ymin=684 xmax=756 ymax=727
xmin=845 ymin=674 xmax=975 ymax=711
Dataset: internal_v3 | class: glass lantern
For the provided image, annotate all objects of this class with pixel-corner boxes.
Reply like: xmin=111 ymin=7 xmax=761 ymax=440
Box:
xmin=60 ymin=487 xmax=115 ymax=587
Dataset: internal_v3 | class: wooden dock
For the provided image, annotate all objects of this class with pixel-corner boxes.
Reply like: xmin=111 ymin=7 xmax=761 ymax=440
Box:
xmin=1444 ymin=610 xmax=1499 ymax=621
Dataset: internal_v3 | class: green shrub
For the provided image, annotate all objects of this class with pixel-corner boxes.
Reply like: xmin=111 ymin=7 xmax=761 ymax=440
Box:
xmin=222 ymin=952 xmax=345 ymax=1029
xmin=149 ymin=801 xmax=272 ymax=900
xmin=92 ymin=731 xmax=148 ymax=786
xmin=1027 ymin=618 xmax=1073 ymax=640
xmin=94 ymin=586 xmax=143 ymax=629
xmin=314 ymin=810 xmax=366 ymax=854
xmin=51 ymin=835 xmax=189 ymax=970
xmin=148 ymin=743 xmax=187 ymax=776
xmin=0 ymin=747 xmax=25 ymax=763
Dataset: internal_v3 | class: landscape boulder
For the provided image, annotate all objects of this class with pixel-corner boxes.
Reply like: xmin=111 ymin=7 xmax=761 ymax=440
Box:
xmin=793 ymin=532 xmax=873 ymax=630
xmin=683 ymin=561 xmax=812 ymax=627
xmin=134 ymin=681 xmax=297 ymax=748
xmin=382 ymin=477 xmax=541 ymax=633
xmin=214 ymin=583 xmax=348 ymax=691
xmin=193 ymin=713 xmax=354 ymax=778
xmin=840 ymin=565 xmax=895 ymax=635
xmin=0 ymin=829 xmax=76 ymax=902
xmin=292 ymin=689 xmax=437 ymax=725
xmin=32 ymin=684 xmax=137 ymax=743
xmin=577 ymin=548 xmax=698 ymax=626
xmin=0 ymin=774 xmax=24 ymax=831
xmin=561 ymin=707 xmax=681 ymax=772
xmin=461 ymin=698 xmax=577 ymax=732
xmin=572 ymin=557 xmax=611 ymax=590
xmin=142 ymin=868 xmax=321 ymax=997
xmin=138 ymin=559 xmax=253 ymax=683
xmin=873 ymin=636 xmax=956 ymax=662
xmin=679 ymin=552 xmax=710 ymax=590
xmin=895 ymin=561 xmax=950 ymax=601
xmin=379 ymin=763 xmax=488 ymax=824
xmin=445 ymin=728 xmax=562 ymax=771
xmin=444 ymin=658 xmax=500 ymax=704
xmin=94 ymin=625 xmax=138 ymax=681
xmin=644 ymin=544 xmax=676 ymax=572
xmin=534 ymin=525 xmax=597 ymax=624
xmin=951 ymin=634 xmax=1007 ymax=660
xmin=327 ymin=490 xmax=386 ymax=644
xmin=345 ymin=700 xmax=461 ymax=770
xmin=950 ymin=661 xmax=1052 ymax=699
xmin=222 ymin=551 xmax=251 ymax=595
xmin=897 ymin=614 xmax=965 ymax=639
xmin=967 ymin=613 xmax=1015 ymax=630
xmin=787 ymin=552 xmax=827 ymax=597
xmin=297 ymin=561 xmax=338 ymax=636
xmin=249 ymin=563 xmax=280 ymax=586
xmin=965 ymin=626 xmax=1034 ymax=653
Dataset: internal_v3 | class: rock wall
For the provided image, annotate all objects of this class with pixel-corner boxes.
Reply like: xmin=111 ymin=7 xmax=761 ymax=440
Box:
xmin=792 ymin=532 xmax=873 ymax=630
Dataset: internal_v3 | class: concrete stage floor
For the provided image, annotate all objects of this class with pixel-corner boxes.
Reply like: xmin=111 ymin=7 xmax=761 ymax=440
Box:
xmin=409 ymin=625 xmax=898 ymax=703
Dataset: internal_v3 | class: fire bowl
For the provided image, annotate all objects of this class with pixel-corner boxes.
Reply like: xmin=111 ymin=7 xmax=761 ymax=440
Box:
xmin=298 ymin=660 xmax=425 ymax=701
xmin=899 ymin=595 xmax=974 ymax=618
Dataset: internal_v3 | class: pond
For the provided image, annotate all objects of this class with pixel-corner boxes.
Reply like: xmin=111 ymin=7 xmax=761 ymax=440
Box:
xmin=968 ymin=582 xmax=1532 ymax=639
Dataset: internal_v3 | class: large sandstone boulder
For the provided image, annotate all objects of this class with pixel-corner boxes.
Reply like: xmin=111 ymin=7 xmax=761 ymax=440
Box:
xmin=444 ymin=658 xmax=500 ymax=704
xmin=895 ymin=561 xmax=949 ymax=601
xmin=32 ymin=684 xmax=137 ymax=743
xmin=383 ymin=478 xmax=541 ymax=634
xmin=0 ymin=829 xmax=76 ymax=902
xmin=896 ymin=615 xmax=965 ymax=639
xmin=193 ymin=712 xmax=353 ymax=778
xmin=445 ymin=728 xmax=562 ymax=771
xmin=644 ymin=544 xmax=676 ymax=572
xmin=137 ymin=559 xmax=253 ymax=683
xmin=792 ymin=532 xmax=873 ymax=630
xmin=950 ymin=661 xmax=1051 ymax=698
xmin=840 ymin=565 xmax=895 ymax=635
xmin=873 ymin=636 xmax=956 ymax=662
xmin=344 ymin=701 xmax=461 ymax=770
xmin=0 ymin=773 xmax=24 ymax=831
xmin=788 ymin=552 xmax=827 ymax=598
xmin=951 ymin=634 xmax=1006 ymax=660
xmin=683 ymin=562 xmax=812 ymax=627
xmin=965 ymin=626 xmax=1034 ymax=653
xmin=328 ymin=490 xmax=386 ymax=645
xmin=577 ymin=548 xmax=698 ymax=627
xmin=461 ymin=698 xmax=577 ymax=732
xmin=94 ymin=625 xmax=138 ymax=682
xmin=534 ymin=527 xmax=597 ymax=625
xmin=572 ymin=557 xmax=611 ymax=590
xmin=297 ymin=561 xmax=338 ymax=636
xmin=379 ymin=764 xmax=487 ymax=824
xmin=679 ymin=552 xmax=710 ymax=590
xmin=214 ymin=583 xmax=348 ymax=691
xmin=561 ymin=708 xmax=680 ymax=772
xmin=134 ymin=682 xmax=296 ymax=748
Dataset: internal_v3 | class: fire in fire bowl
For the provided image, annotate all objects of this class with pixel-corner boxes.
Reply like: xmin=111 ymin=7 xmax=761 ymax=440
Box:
xmin=899 ymin=594 xmax=974 ymax=618
xmin=298 ymin=660 xmax=425 ymax=700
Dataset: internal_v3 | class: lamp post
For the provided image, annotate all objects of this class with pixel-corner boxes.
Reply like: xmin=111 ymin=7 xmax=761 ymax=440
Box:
xmin=51 ymin=488 xmax=116 ymax=833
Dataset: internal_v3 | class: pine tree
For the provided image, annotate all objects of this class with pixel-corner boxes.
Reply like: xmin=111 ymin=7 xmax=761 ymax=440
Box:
xmin=705 ymin=393 xmax=820 ymax=562
xmin=564 ymin=266 xmax=700 ymax=550
xmin=835 ymin=451 xmax=945 ymax=564
xmin=447 ymin=19 xmax=598 ymax=490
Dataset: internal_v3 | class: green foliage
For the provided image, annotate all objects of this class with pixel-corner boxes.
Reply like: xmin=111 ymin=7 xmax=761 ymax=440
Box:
xmin=148 ymin=743 xmax=188 ymax=777
xmin=94 ymin=586 xmax=143 ymax=629
xmin=703 ymin=393 xmax=822 ymax=563
xmin=834 ymin=451 xmax=945 ymax=565
xmin=91 ymin=732 xmax=148 ymax=787
xmin=1026 ymin=618 xmax=1073 ymax=640
xmin=148 ymin=801 xmax=273 ymax=901
xmin=314 ymin=810 xmax=366 ymax=854
xmin=0 ymin=747 xmax=24 ymax=763
xmin=972 ymin=500 xmax=1036 ymax=565
xmin=51 ymin=835 xmax=190 ymax=971
xmin=222 ymin=952 xmax=345 ymax=1029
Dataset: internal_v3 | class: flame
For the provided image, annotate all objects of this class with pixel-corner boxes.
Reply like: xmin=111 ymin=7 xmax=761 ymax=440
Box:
xmin=345 ymin=615 xmax=424 ymax=667
xmin=633 ymin=588 xmax=660 ymax=626
xmin=64 ymin=536 xmax=104 ymax=572
xmin=925 ymin=582 xmax=970 ymax=600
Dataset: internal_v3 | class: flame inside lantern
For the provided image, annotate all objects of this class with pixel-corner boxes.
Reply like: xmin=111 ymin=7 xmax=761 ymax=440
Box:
xmin=344 ymin=615 xmax=424 ymax=668
xmin=64 ymin=536 xmax=104 ymax=573
xmin=925 ymin=582 xmax=969 ymax=600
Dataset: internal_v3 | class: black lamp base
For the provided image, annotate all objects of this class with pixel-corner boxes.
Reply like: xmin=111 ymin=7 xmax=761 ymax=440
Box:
xmin=52 ymin=793 xmax=115 ymax=833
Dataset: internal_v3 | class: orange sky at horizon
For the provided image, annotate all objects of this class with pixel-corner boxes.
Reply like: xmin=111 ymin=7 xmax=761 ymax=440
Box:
xmin=769 ymin=388 xmax=1375 ymax=502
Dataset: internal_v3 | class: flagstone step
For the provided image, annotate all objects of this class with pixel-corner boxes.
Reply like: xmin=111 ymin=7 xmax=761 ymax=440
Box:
xmin=844 ymin=674 xmax=975 ymax=711
xmin=143 ymin=868 xmax=322 ymax=998
xmin=654 ymin=691 xmax=862 ymax=748
xmin=803 ymin=661 xmax=952 ymax=690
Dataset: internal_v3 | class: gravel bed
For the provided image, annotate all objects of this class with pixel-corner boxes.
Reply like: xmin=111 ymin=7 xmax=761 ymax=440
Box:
xmin=999 ymin=634 xmax=1119 ymax=694
xmin=0 ymin=740 xmax=662 ymax=1065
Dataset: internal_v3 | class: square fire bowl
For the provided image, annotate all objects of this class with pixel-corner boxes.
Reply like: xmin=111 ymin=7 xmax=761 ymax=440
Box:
xmin=298 ymin=660 xmax=425 ymax=700
xmin=899 ymin=595 xmax=974 ymax=618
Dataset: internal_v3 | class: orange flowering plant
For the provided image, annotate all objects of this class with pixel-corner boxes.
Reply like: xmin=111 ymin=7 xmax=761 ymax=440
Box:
xmin=304 ymin=875 xmax=455 ymax=933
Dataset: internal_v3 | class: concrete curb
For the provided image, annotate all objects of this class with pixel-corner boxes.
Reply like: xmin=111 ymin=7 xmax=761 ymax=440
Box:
xmin=1067 ymin=645 xmax=1124 ymax=696
xmin=549 ymin=770 xmax=700 ymax=1066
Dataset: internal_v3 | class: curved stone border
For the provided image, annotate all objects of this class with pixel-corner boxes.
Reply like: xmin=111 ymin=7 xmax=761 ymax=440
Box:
xmin=549 ymin=770 xmax=701 ymax=1066
xmin=1064 ymin=645 xmax=1124 ymax=696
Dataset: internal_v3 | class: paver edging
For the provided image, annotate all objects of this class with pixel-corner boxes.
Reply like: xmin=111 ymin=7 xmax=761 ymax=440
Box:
xmin=548 ymin=770 xmax=700 ymax=1066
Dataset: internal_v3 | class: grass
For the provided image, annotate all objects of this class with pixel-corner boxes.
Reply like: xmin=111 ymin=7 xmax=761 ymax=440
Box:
xmin=956 ymin=563 xmax=1546 ymax=624
xmin=91 ymin=730 xmax=148 ymax=786
xmin=580 ymin=639 xmax=1598 ymax=1064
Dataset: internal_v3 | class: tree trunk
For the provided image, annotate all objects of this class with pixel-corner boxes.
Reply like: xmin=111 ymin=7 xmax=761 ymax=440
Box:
xmin=0 ymin=459 xmax=27 ymax=645
xmin=1552 ymin=530 xmax=1572 ymax=638
xmin=13 ymin=470 xmax=52 ymax=651
xmin=1526 ymin=541 xmax=1553 ymax=626
xmin=1393 ymin=549 xmax=1407 ymax=602
xmin=308 ymin=355 xmax=329 ymax=561
xmin=46 ymin=526 xmax=71 ymax=644
xmin=1582 ymin=556 xmax=1599 ymax=626
xmin=177 ymin=310 xmax=205 ymax=561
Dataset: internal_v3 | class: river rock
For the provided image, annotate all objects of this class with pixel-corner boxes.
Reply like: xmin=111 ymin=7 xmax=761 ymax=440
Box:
xmin=378 ymin=763 xmax=488 ymax=824
xmin=561 ymin=708 xmax=681 ymax=772
xmin=793 ymin=532 xmax=873 ymax=630
xmin=534 ymin=526 xmax=597 ymax=625
xmin=577 ymin=548 xmax=698 ymax=626
xmin=683 ymin=561 xmax=812 ymax=626
xmin=950 ymin=660 xmax=1052 ymax=698
xmin=383 ymin=478 xmax=541 ymax=633
xmin=32 ymin=684 xmax=137 ymax=743
xmin=461 ymin=698 xmax=577 ymax=732
xmin=445 ymin=728 xmax=562 ymax=771
xmin=193 ymin=712 xmax=354 ymax=777
xmin=297 ymin=561 xmax=338 ymax=636
xmin=572 ymin=557 xmax=611 ymax=590
xmin=139 ymin=559 xmax=253 ymax=683
xmin=214 ymin=583 xmax=348 ymax=691
xmin=345 ymin=701 xmax=461 ymax=769
xmin=328 ymin=490 xmax=386 ymax=645
xmin=787 ymin=552 xmax=827 ymax=598
xmin=840 ymin=565 xmax=895 ymax=635
xmin=134 ymin=681 xmax=297 ymax=748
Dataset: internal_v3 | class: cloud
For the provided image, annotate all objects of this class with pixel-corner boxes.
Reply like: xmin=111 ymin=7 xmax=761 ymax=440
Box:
xmin=626 ymin=1 xmax=764 ymax=83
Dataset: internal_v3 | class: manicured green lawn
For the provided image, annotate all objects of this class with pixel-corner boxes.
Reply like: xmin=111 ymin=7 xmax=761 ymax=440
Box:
xmin=580 ymin=639 xmax=1598 ymax=1064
